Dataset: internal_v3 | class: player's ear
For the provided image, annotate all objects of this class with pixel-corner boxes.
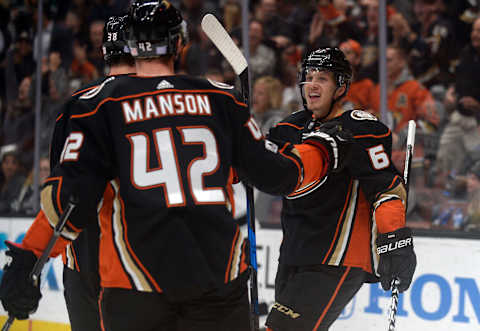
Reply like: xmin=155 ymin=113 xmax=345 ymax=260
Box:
xmin=334 ymin=85 xmax=346 ymax=99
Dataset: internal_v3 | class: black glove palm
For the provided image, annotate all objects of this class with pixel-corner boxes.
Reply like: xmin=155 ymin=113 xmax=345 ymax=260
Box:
xmin=302 ymin=121 xmax=353 ymax=173
xmin=376 ymin=227 xmax=417 ymax=293
xmin=0 ymin=241 xmax=42 ymax=319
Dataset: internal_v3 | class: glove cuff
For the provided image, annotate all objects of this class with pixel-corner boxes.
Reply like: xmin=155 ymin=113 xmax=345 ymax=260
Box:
xmin=376 ymin=227 xmax=413 ymax=255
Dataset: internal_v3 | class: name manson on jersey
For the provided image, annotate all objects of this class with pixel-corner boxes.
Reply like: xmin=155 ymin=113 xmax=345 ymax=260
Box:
xmin=122 ymin=93 xmax=212 ymax=123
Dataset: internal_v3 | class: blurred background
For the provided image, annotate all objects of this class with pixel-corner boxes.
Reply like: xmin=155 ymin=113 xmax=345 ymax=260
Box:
xmin=0 ymin=0 xmax=480 ymax=239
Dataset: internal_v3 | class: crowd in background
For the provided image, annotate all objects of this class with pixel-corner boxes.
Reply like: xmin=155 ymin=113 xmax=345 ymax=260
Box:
xmin=1 ymin=0 xmax=480 ymax=233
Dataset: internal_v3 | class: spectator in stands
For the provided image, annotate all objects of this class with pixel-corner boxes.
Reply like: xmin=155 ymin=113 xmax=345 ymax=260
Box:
xmin=252 ymin=75 xmax=288 ymax=226
xmin=1 ymin=76 xmax=34 ymax=169
xmin=254 ymin=0 xmax=293 ymax=44
xmin=87 ymin=0 xmax=131 ymax=23
xmin=455 ymin=16 xmax=480 ymax=122
xmin=369 ymin=45 xmax=439 ymax=133
xmin=252 ymin=75 xmax=286 ymax=136
xmin=87 ymin=20 xmax=105 ymax=75
xmin=70 ymin=38 xmax=99 ymax=87
xmin=305 ymin=0 xmax=361 ymax=54
xmin=0 ymin=148 xmax=26 ymax=215
xmin=465 ymin=161 xmax=480 ymax=232
xmin=407 ymin=0 xmax=456 ymax=88
xmin=223 ymin=0 xmax=241 ymax=33
xmin=178 ymin=23 xmax=223 ymax=76
xmin=339 ymin=38 xmax=375 ymax=111
xmin=435 ymin=17 xmax=480 ymax=178
xmin=31 ymin=51 xmax=69 ymax=156
xmin=179 ymin=0 xmax=219 ymax=27
xmin=277 ymin=40 xmax=302 ymax=113
xmin=248 ymin=19 xmax=277 ymax=83
xmin=11 ymin=155 xmax=50 ymax=216
xmin=30 ymin=0 xmax=73 ymax=69
xmin=4 ymin=29 xmax=35 ymax=108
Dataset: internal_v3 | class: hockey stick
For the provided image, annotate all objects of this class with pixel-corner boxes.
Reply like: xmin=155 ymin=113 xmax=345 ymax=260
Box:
xmin=201 ymin=14 xmax=260 ymax=331
xmin=387 ymin=120 xmax=416 ymax=331
xmin=2 ymin=198 xmax=77 ymax=331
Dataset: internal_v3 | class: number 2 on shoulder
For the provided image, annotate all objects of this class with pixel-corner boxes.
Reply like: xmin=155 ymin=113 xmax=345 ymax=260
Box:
xmin=60 ymin=132 xmax=84 ymax=163
xmin=367 ymin=144 xmax=390 ymax=170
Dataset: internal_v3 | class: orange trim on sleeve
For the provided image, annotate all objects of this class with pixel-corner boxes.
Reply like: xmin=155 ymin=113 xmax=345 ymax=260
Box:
xmin=294 ymin=144 xmax=329 ymax=187
xmin=375 ymin=199 xmax=406 ymax=233
xmin=275 ymin=122 xmax=303 ymax=130
xmin=353 ymin=130 xmax=391 ymax=139
xmin=21 ymin=210 xmax=71 ymax=258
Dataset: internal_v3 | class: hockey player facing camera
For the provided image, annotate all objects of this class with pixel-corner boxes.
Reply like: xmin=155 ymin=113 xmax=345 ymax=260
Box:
xmin=265 ymin=48 xmax=417 ymax=331
xmin=0 ymin=2 xmax=353 ymax=331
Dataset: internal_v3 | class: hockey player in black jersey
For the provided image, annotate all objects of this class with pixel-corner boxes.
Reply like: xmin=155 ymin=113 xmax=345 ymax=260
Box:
xmin=265 ymin=48 xmax=417 ymax=331
xmin=0 ymin=2 xmax=352 ymax=331
xmin=55 ymin=15 xmax=136 ymax=331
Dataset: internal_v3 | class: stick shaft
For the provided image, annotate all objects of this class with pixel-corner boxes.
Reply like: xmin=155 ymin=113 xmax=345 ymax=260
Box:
xmin=387 ymin=120 xmax=416 ymax=331
xmin=201 ymin=14 xmax=259 ymax=331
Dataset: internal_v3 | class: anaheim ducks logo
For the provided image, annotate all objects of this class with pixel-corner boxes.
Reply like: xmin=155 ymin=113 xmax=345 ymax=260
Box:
xmin=79 ymin=76 xmax=116 ymax=100
xmin=350 ymin=110 xmax=378 ymax=121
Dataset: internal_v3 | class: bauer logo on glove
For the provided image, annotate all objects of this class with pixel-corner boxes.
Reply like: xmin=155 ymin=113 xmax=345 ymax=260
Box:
xmin=376 ymin=237 xmax=412 ymax=254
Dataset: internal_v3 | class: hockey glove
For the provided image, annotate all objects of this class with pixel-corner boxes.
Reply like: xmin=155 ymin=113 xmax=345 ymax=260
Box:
xmin=302 ymin=121 xmax=353 ymax=173
xmin=376 ymin=227 xmax=417 ymax=293
xmin=0 ymin=241 xmax=42 ymax=319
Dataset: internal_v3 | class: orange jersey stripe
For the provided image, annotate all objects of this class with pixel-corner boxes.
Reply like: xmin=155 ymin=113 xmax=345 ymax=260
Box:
xmin=342 ymin=190 xmax=374 ymax=273
xmin=98 ymin=184 xmax=132 ymax=289
xmin=312 ymin=267 xmax=351 ymax=330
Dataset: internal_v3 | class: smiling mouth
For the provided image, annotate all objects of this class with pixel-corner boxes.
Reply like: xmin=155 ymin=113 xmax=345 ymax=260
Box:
xmin=308 ymin=93 xmax=320 ymax=100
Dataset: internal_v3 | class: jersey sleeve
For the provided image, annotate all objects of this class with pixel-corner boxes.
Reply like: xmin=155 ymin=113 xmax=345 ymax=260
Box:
xmin=347 ymin=116 xmax=407 ymax=233
xmin=41 ymin=98 xmax=112 ymax=240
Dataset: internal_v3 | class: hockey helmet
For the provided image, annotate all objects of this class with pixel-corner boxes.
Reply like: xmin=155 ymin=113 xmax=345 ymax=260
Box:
xmin=102 ymin=15 xmax=131 ymax=62
xmin=127 ymin=0 xmax=187 ymax=58
xmin=299 ymin=47 xmax=352 ymax=92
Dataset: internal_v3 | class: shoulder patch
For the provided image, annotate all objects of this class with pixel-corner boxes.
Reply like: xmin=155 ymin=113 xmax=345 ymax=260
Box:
xmin=207 ymin=78 xmax=234 ymax=90
xmin=350 ymin=110 xmax=378 ymax=121
xmin=79 ymin=76 xmax=116 ymax=100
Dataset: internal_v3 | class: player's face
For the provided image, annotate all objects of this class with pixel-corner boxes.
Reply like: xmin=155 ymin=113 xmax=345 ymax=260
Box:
xmin=303 ymin=69 xmax=338 ymax=119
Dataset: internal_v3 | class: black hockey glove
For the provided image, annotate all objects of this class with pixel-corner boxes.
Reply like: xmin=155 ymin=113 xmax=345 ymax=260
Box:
xmin=302 ymin=121 xmax=353 ymax=173
xmin=0 ymin=241 xmax=42 ymax=320
xmin=376 ymin=227 xmax=417 ymax=293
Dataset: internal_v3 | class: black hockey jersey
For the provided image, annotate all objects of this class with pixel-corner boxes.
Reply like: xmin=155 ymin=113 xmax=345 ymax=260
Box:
xmin=268 ymin=109 xmax=407 ymax=275
xmin=51 ymin=78 xmax=107 ymax=276
xmin=33 ymin=75 xmax=314 ymax=299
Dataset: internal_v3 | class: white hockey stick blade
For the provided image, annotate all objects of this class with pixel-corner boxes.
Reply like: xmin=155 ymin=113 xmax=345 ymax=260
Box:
xmin=201 ymin=14 xmax=248 ymax=76
xmin=406 ymin=120 xmax=416 ymax=148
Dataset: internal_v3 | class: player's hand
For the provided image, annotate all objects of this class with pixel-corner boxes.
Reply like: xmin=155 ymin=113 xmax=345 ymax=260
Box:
xmin=302 ymin=121 xmax=353 ymax=173
xmin=376 ymin=227 xmax=417 ymax=293
xmin=0 ymin=241 xmax=42 ymax=320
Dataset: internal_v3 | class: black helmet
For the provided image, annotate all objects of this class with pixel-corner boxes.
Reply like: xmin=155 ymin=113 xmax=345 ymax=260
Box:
xmin=300 ymin=47 xmax=352 ymax=90
xmin=102 ymin=15 xmax=131 ymax=62
xmin=127 ymin=0 xmax=187 ymax=58
xmin=299 ymin=47 xmax=352 ymax=115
